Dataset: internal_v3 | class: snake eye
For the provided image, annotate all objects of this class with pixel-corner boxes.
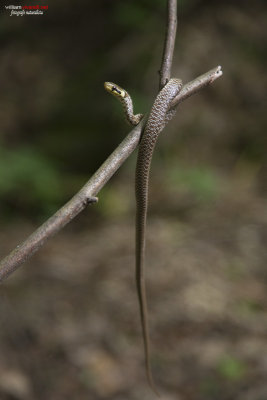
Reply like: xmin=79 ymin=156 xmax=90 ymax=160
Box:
xmin=112 ymin=86 xmax=121 ymax=95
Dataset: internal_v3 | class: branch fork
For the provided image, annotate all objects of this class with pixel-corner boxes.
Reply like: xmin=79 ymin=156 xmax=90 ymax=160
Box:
xmin=0 ymin=1 xmax=222 ymax=283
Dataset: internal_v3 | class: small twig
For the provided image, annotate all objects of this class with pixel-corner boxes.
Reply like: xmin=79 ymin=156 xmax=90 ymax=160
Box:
xmin=159 ymin=0 xmax=177 ymax=89
xmin=171 ymin=65 xmax=223 ymax=108
xmin=0 ymin=67 xmax=222 ymax=283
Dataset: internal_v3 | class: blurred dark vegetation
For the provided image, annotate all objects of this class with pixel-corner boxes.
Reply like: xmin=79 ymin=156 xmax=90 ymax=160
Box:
xmin=0 ymin=0 xmax=266 ymax=220
xmin=0 ymin=1 xmax=267 ymax=400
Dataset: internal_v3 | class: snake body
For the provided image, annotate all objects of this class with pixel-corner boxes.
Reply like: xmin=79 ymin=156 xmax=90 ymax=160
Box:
xmin=105 ymin=78 xmax=182 ymax=392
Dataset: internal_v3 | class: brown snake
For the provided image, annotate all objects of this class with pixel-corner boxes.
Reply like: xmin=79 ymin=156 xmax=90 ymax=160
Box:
xmin=105 ymin=78 xmax=183 ymax=393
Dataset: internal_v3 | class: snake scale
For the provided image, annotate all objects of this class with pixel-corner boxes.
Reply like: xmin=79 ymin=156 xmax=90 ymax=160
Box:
xmin=104 ymin=78 xmax=183 ymax=393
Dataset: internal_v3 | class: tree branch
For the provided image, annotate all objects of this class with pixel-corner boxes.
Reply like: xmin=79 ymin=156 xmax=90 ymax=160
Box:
xmin=171 ymin=65 xmax=223 ymax=107
xmin=0 ymin=0 xmax=223 ymax=283
xmin=159 ymin=0 xmax=177 ymax=89
xmin=0 ymin=66 xmax=222 ymax=283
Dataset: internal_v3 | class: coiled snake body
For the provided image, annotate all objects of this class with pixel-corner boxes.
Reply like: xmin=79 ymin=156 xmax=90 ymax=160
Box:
xmin=105 ymin=78 xmax=183 ymax=392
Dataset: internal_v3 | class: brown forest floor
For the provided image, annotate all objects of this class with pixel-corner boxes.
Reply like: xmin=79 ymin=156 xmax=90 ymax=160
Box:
xmin=0 ymin=171 xmax=267 ymax=400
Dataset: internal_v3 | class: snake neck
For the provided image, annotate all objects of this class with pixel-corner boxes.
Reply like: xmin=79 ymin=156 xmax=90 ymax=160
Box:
xmin=122 ymin=94 xmax=143 ymax=126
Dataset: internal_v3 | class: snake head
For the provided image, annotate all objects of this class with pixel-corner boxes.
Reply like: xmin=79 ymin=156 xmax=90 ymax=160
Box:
xmin=104 ymin=82 xmax=126 ymax=98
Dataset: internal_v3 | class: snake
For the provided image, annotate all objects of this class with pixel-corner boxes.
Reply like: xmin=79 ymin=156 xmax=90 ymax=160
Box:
xmin=104 ymin=78 xmax=183 ymax=393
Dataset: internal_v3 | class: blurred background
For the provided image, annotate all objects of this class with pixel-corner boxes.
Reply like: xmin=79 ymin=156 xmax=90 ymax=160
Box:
xmin=0 ymin=0 xmax=266 ymax=399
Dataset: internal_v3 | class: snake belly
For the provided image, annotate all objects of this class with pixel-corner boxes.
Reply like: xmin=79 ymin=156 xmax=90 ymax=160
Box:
xmin=135 ymin=78 xmax=182 ymax=390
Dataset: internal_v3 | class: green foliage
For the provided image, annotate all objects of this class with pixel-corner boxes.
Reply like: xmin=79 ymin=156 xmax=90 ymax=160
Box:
xmin=114 ymin=3 xmax=150 ymax=29
xmin=97 ymin=185 xmax=131 ymax=218
xmin=167 ymin=164 xmax=219 ymax=202
xmin=113 ymin=0 xmax=166 ymax=30
xmin=0 ymin=147 xmax=64 ymax=218
xmin=236 ymin=298 xmax=264 ymax=315
xmin=217 ymin=356 xmax=247 ymax=381
xmin=199 ymin=379 xmax=220 ymax=397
